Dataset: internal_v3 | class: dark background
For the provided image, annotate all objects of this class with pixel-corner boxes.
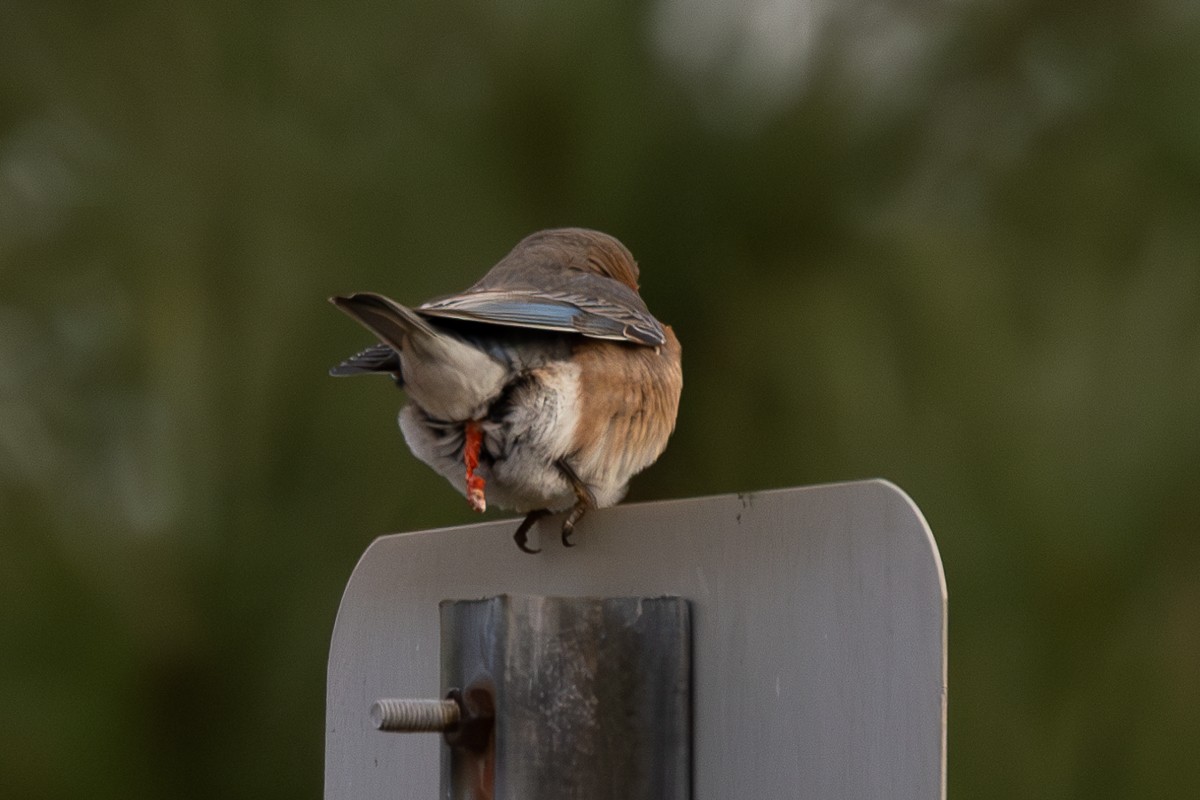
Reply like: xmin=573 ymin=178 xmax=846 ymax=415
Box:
xmin=3 ymin=1 xmax=1198 ymax=797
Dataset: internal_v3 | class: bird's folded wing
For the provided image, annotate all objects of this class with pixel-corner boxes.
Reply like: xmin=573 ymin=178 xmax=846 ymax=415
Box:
xmin=417 ymin=289 xmax=666 ymax=347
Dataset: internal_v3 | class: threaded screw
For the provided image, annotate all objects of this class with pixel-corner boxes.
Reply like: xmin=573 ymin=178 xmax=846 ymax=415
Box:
xmin=369 ymin=698 xmax=461 ymax=732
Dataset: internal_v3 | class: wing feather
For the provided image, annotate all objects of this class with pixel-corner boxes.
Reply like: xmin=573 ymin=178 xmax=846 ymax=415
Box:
xmin=417 ymin=289 xmax=666 ymax=347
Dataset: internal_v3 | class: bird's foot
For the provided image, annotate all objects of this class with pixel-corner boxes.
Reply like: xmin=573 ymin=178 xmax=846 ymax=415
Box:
xmin=513 ymin=509 xmax=548 ymax=554
xmin=555 ymin=459 xmax=595 ymax=548
xmin=560 ymin=504 xmax=588 ymax=547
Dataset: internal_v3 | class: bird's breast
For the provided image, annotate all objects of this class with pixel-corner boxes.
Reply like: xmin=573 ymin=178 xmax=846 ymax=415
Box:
xmin=568 ymin=329 xmax=683 ymax=497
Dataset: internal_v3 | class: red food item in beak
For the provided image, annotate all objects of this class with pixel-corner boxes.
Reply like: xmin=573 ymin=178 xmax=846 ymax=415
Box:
xmin=463 ymin=420 xmax=487 ymax=513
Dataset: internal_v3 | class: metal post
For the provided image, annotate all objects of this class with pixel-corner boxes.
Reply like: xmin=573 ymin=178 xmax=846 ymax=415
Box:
xmin=439 ymin=595 xmax=691 ymax=800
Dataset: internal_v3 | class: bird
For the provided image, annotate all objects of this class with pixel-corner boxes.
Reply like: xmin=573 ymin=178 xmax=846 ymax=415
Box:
xmin=329 ymin=228 xmax=682 ymax=553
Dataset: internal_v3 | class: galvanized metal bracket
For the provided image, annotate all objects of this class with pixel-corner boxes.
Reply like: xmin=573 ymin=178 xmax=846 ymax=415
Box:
xmin=437 ymin=595 xmax=690 ymax=799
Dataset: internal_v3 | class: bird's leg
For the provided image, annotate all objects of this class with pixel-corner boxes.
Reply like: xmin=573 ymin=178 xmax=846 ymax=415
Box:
xmin=555 ymin=459 xmax=595 ymax=547
xmin=463 ymin=420 xmax=486 ymax=513
xmin=513 ymin=509 xmax=548 ymax=554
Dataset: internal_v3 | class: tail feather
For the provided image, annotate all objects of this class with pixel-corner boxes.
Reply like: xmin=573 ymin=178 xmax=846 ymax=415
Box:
xmin=329 ymin=293 xmax=438 ymax=351
xmin=330 ymin=291 xmax=509 ymax=419
xmin=329 ymin=343 xmax=401 ymax=377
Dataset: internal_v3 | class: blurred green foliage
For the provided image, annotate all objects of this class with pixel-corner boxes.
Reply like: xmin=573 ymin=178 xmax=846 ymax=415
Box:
xmin=2 ymin=1 xmax=1199 ymax=797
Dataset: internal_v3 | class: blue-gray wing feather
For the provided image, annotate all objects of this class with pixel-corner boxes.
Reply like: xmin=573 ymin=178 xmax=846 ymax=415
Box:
xmin=417 ymin=290 xmax=665 ymax=347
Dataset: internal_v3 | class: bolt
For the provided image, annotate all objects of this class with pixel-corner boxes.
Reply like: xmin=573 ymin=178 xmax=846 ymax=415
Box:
xmin=369 ymin=698 xmax=461 ymax=732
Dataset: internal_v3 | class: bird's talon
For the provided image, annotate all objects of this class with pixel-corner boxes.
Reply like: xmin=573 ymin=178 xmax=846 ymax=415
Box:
xmin=513 ymin=510 xmax=548 ymax=554
xmin=559 ymin=504 xmax=587 ymax=548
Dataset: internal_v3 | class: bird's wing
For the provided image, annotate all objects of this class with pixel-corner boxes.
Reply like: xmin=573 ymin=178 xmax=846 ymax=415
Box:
xmin=417 ymin=289 xmax=666 ymax=347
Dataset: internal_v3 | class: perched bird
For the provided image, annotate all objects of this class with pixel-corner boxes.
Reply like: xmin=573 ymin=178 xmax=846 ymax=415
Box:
xmin=330 ymin=228 xmax=682 ymax=553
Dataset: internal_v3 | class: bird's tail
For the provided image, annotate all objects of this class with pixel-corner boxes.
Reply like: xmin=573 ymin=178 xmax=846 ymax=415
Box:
xmin=329 ymin=292 xmax=508 ymax=418
xmin=329 ymin=292 xmax=439 ymax=350
xmin=328 ymin=342 xmax=400 ymax=377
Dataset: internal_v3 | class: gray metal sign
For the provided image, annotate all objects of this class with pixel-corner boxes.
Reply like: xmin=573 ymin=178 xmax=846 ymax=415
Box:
xmin=326 ymin=480 xmax=947 ymax=799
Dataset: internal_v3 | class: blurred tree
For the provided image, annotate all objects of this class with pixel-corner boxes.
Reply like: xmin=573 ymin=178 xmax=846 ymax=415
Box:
xmin=1 ymin=0 xmax=1198 ymax=798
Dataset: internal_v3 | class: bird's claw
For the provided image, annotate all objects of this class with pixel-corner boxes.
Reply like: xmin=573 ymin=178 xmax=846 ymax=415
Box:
xmin=559 ymin=501 xmax=588 ymax=547
xmin=554 ymin=458 xmax=594 ymax=548
xmin=513 ymin=509 xmax=547 ymax=554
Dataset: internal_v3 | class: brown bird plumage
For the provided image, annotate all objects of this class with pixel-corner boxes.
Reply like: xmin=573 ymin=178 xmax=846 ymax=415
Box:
xmin=330 ymin=228 xmax=682 ymax=552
